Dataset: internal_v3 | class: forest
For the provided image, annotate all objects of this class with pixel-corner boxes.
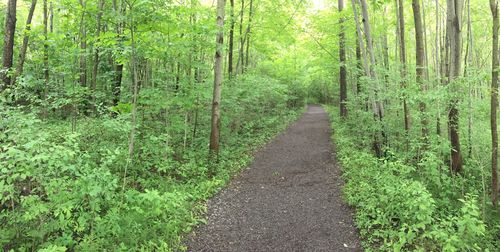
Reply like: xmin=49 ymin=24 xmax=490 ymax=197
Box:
xmin=0 ymin=0 xmax=499 ymax=251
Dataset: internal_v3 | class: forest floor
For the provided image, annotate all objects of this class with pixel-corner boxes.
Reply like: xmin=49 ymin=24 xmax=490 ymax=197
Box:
xmin=185 ymin=105 xmax=362 ymax=251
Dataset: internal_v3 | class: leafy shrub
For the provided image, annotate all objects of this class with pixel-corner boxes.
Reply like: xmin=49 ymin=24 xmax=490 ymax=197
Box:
xmin=326 ymin=106 xmax=494 ymax=251
xmin=0 ymin=73 xmax=305 ymax=251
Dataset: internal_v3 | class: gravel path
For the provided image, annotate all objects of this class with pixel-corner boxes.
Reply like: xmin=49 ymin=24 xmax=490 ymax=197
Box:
xmin=186 ymin=105 xmax=362 ymax=252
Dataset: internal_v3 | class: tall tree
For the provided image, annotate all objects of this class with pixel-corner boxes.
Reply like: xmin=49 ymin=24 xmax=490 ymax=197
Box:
xmin=244 ymin=0 xmax=254 ymax=69
xmin=490 ymin=0 xmax=499 ymax=207
xmin=339 ymin=0 xmax=347 ymax=118
xmin=43 ymin=0 xmax=49 ymax=91
xmin=236 ymin=0 xmax=245 ymax=74
xmin=351 ymin=0 xmax=370 ymax=112
xmin=14 ymin=0 xmax=37 ymax=83
xmin=446 ymin=0 xmax=463 ymax=173
xmin=49 ymin=2 xmax=53 ymax=32
xmin=359 ymin=0 xmax=385 ymax=156
xmin=79 ymin=0 xmax=87 ymax=87
xmin=412 ymin=0 xmax=428 ymax=141
xmin=209 ymin=0 xmax=226 ymax=157
xmin=91 ymin=0 xmax=105 ymax=96
xmin=397 ymin=0 xmax=410 ymax=134
xmin=1 ymin=0 xmax=17 ymax=91
xmin=228 ymin=0 xmax=235 ymax=77
xmin=112 ymin=0 xmax=124 ymax=106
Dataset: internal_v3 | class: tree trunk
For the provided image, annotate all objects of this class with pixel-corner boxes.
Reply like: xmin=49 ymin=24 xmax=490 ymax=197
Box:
xmin=236 ymin=0 xmax=245 ymax=75
xmin=79 ymin=0 xmax=87 ymax=87
xmin=209 ymin=0 xmax=226 ymax=157
xmin=412 ymin=0 xmax=429 ymax=141
xmin=357 ymin=0 xmax=384 ymax=157
xmin=228 ymin=0 xmax=235 ymax=78
xmin=359 ymin=0 xmax=384 ymax=120
xmin=355 ymin=35 xmax=362 ymax=96
xmin=14 ymin=0 xmax=37 ymax=83
xmin=1 ymin=0 xmax=17 ymax=91
xmin=464 ymin=0 xmax=473 ymax=158
xmin=49 ymin=2 xmax=53 ymax=32
xmin=339 ymin=0 xmax=347 ymax=118
xmin=112 ymin=0 xmax=123 ymax=106
xmin=447 ymin=0 xmax=463 ymax=173
xmin=490 ymin=0 xmax=499 ymax=207
xmin=351 ymin=0 xmax=369 ymax=77
xmin=91 ymin=0 xmax=104 ymax=98
xmin=43 ymin=0 xmax=49 ymax=105
xmin=397 ymin=0 xmax=410 ymax=134
xmin=352 ymin=0 xmax=370 ymax=112
xmin=245 ymin=0 xmax=254 ymax=70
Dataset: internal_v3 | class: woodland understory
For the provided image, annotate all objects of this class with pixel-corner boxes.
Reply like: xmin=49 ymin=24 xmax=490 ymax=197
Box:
xmin=0 ymin=0 xmax=499 ymax=251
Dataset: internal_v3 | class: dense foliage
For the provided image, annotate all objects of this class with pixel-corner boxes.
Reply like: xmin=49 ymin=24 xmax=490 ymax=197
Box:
xmin=1 ymin=0 xmax=499 ymax=251
xmin=328 ymin=106 xmax=498 ymax=251
xmin=0 ymin=73 xmax=303 ymax=250
xmin=315 ymin=0 xmax=500 ymax=250
xmin=0 ymin=0 xmax=307 ymax=250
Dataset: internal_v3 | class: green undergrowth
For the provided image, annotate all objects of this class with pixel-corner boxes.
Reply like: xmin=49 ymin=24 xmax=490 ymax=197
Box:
xmin=325 ymin=106 xmax=499 ymax=252
xmin=0 ymin=73 xmax=305 ymax=251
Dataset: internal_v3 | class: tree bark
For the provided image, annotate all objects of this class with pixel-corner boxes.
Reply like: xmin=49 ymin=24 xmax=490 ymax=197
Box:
xmin=490 ymin=0 xmax=499 ymax=207
xmin=1 ymin=0 xmax=17 ymax=91
xmin=112 ymin=0 xmax=123 ymax=106
xmin=209 ymin=0 xmax=226 ymax=157
xmin=49 ymin=2 xmax=53 ymax=32
xmin=355 ymin=35 xmax=362 ymax=96
xmin=447 ymin=0 xmax=463 ymax=173
xmin=236 ymin=0 xmax=245 ymax=74
xmin=412 ymin=0 xmax=429 ymax=141
xmin=357 ymin=0 xmax=384 ymax=157
xmin=245 ymin=0 xmax=254 ymax=70
xmin=352 ymin=0 xmax=369 ymax=112
xmin=91 ymin=0 xmax=104 ymax=97
xmin=14 ymin=0 xmax=37 ymax=83
xmin=339 ymin=0 xmax=347 ymax=118
xmin=228 ymin=0 xmax=235 ymax=78
xmin=79 ymin=0 xmax=87 ymax=87
xmin=43 ymin=0 xmax=49 ymax=103
xmin=397 ymin=0 xmax=410 ymax=134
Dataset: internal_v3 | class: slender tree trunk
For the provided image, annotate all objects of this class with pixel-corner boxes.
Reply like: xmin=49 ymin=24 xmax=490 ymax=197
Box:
xmin=91 ymin=0 xmax=104 ymax=101
xmin=355 ymin=36 xmax=362 ymax=96
xmin=412 ymin=0 xmax=429 ymax=141
xmin=113 ymin=0 xmax=123 ymax=106
xmin=359 ymin=0 xmax=384 ymax=119
xmin=79 ymin=0 xmax=87 ymax=87
xmin=435 ymin=0 xmax=442 ymax=136
xmin=464 ymin=0 xmax=473 ymax=158
xmin=43 ymin=0 xmax=49 ymax=106
xmin=352 ymin=0 xmax=370 ymax=113
xmin=397 ymin=0 xmax=410 ymax=134
xmin=128 ymin=25 xmax=139 ymax=163
xmin=14 ymin=0 xmax=37 ymax=83
xmin=228 ymin=0 xmax=235 ymax=78
xmin=209 ymin=0 xmax=226 ymax=157
xmin=447 ymin=0 xmax=463 ymax=173
xmin=339 ymin=0 xmax=347 ymax=118
xmin=490 ymin=0 xmax=499 ymax=207
xmin=352 ymin=0 xmax=369 ymax=77
xmin=358 ymin=0 xmax=384 ymax=157
xmin=422 ymin=0 xmax=430 ymax=79
xmin=244 ymin=0 xmax=254 ymax=70
xmin=236 ymin=0 xmax=245 ymax=74
xmin=49 ymin=2 xmax=53 ymax=32
xmin=1 ymin=0 xmax=17 ymax=91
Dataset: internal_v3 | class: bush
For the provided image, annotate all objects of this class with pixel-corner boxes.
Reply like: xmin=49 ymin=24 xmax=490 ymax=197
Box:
xmin=326 ymin=106 xmax=493 ymax=251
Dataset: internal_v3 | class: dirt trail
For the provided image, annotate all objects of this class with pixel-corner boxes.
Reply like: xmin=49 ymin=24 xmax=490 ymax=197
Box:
xmin=186 ymin=105 xmax=362 ymax=251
